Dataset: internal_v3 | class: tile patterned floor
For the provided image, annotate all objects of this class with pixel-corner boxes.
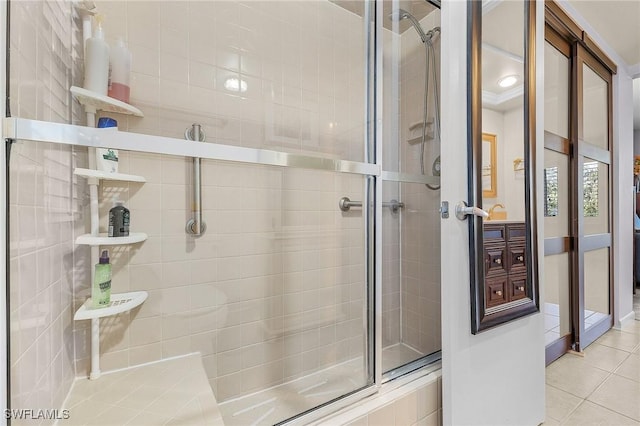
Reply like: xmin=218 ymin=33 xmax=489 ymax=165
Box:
xmin=544 ymin=308 xmax=640 ymax=425
xmin=59 ymin=354 xmax=222 ymax=426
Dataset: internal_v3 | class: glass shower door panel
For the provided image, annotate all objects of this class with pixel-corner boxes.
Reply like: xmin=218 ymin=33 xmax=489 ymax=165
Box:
xmin=381 ymin=2 xmax=442 ymax=375
xmin=201 ymin=164 xmax=371 ymax=425
xmin=381 ymin=180 xmax=441 ymax=375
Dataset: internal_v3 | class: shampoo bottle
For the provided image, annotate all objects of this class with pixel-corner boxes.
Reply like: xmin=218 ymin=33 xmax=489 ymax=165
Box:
xmin=96 ymin=117 xmax=119 ymax=173
xmin=93 ymin=250 xmax=111 ymax=308
xmin=108 ymin=37 xmax=132 ymax=103
xmin=84 ymin=15 xmax=110 ymax=96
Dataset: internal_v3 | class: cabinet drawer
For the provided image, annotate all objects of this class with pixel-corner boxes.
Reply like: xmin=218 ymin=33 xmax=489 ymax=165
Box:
xmin=484 ymin=245 xmax=507 ymax=276
xmin=509 ymin=274 xmax=528 ymax=301
xmin=506 ymin=224 xmax=526 ymax=242
xmin=508 ymin=244 xmax=526 ymax=273
xmin=486 ymin=276 xmax=508 ymax=308
xmin=484 ymin=224 xmax=506 ymax=243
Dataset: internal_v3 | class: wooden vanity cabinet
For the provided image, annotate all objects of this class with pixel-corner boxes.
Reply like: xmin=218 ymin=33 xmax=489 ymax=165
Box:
xmin=483 ymin=223 xmax=527 ymax=307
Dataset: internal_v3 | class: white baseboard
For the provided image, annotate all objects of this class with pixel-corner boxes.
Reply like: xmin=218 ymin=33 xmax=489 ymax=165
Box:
xmin=615 ymin=310 xmax=637 ymax=329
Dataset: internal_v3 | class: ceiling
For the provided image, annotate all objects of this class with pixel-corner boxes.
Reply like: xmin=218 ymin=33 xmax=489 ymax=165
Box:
xmin=567 ymin=1 xmax=640 ymax=67
xmin=481 ymin=1 xmax=525 ymax=111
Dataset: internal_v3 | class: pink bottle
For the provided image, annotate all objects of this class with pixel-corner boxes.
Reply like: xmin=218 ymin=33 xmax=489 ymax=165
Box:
xmin=108 ymin=37 xmax=131 ymax=103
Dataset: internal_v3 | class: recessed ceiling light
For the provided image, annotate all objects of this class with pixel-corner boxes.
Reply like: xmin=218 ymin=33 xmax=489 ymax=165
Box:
xmin=497 ymin=75 xmax=518 ymax=88
xmin=224 ymin=77 xmax=248 ymax=93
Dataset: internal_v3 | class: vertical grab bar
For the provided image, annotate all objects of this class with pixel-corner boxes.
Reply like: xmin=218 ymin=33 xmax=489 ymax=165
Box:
xmin=185 ymin=124 xmax=207 ymax=236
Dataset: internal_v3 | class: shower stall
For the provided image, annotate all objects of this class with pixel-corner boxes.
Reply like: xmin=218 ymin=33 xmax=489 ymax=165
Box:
xmin=5 ymin=0 xmax=442 ymax=424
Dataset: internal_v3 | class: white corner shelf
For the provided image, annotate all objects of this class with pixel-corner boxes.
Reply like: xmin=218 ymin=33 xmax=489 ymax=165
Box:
xmin=74 ymin=291 xmax=148 ymax=321
xmin=70 ymin=86 xmax=144 ymax=117
xmin=76 ymin=233 xmax=147 ymax=246
xmin=74 ymin=168 xmax=146 ymax=183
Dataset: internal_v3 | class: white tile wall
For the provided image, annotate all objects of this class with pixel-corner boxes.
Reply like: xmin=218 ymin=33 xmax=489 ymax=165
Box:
xmin=8 ymin=0 xmax=84 ymax=420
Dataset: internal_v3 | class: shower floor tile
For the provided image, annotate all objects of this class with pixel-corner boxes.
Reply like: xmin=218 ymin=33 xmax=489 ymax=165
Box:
xmin=382 ymin=343 xmax=425 ymax=372
xmin=61 ymin=354 xmax=222 ymax=426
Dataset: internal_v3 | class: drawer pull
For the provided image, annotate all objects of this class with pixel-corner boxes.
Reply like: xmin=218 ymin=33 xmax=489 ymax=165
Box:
xmin=494 ymin=258 xmax=502 ymax=265
xmin=517 ymin=285 xmax=525 ymax=291
xmin=494 ymin=290 xmax=503 ymax=296
xmin=517 ymin=255 xmax=524 ymax=262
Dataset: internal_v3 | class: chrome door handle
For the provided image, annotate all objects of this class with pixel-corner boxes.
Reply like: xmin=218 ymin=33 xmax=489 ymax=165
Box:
xmin=455 ymin=201 xmax=489 ymax=220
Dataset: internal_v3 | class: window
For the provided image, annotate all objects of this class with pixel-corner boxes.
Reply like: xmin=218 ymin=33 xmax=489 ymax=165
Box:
xmin=544 ymin=166 xmax=558 ymax=217
xmin=583 ymin=161 xmax=599 ymax=217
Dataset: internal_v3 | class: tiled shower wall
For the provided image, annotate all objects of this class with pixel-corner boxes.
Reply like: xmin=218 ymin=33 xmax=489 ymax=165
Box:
xmin=8 ymin=0 xmax=84 ymax=416
xmin=69 ymin=0 xmax=369 ymax=403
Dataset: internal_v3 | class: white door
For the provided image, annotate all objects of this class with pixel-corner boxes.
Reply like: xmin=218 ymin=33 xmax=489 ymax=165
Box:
xmin=440 ymin=2 xmax=545 ymax=424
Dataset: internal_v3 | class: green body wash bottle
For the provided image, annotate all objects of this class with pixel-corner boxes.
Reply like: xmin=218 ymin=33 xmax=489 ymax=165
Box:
xmin=93 ymin=250 xmax=111 ymax=308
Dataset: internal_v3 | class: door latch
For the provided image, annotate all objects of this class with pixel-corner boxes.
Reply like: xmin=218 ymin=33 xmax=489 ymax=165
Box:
xmin=440 ymin=201 xmax=449 ymax=219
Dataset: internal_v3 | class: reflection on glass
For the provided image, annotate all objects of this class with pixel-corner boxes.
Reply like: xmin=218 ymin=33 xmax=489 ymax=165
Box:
xmin=544 ymin=149 xmax=569 ymax=238
xmin=583 ymin=159 xmax=609 ymax=235
xmin=544 ymin=253 xmax=571 ymax=345
xmin=481 ymin=1 xmax=525 ymax=221
xmin=544 ymin=166 xmax=558 ymax=217
xmin=582 ymin=64 xmax=608 ymax=150
xmin=583 ymin=161 xmax=599 ymax=217
xmin=584 ymin=248 xmax=610 ymax=330
xmin=544 ymin=41 xmax=570 ymax=138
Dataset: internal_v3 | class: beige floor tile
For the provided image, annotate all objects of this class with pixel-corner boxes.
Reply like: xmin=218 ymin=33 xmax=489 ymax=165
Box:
xmin=545 ymin=385 xmax=582 ymax=422
xmin=546 ymin=355 xmax=610 ymax=398
xmin=615 ymin=353 xmax=640 ymax=383
xmin=617 ymin=321 xmax=640 ymax=336
xmin=588 ymin=374 xmax=640 ymax=421
xmin=563 ymin=401 xmax=640 ymax=426
xmin=540 ymin=418 xmax=561 ymax=426
xmin=597 ymin=330 xmax=640 ymax=353
xmin=583 ymin=343 xmax=631 ymax=372
xmin=84 ymin=405 xmax=140 ymax=426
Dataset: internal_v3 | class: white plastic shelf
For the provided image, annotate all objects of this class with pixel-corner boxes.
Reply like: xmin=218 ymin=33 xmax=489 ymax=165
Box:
xmin=74 ymin=291 xmax=148 ymax=320
xmin=76 ymin=233 xmax=147 ymax=246
xmin=71 ymin=86 xmax=144 ymax=117
xmin=74 ymin=168 xmax=146 ymax=183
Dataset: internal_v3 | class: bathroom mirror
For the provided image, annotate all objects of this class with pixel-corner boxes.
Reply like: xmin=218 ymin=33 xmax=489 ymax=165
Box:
xmin=468 ymin=0 xmax=539 ymax=333
xmin=482 ymin=133 xmax=497 ymax=198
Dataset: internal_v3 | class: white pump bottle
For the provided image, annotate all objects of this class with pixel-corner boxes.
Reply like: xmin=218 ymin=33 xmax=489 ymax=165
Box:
xmin=83 ymin=15 xmax=110 ymax=96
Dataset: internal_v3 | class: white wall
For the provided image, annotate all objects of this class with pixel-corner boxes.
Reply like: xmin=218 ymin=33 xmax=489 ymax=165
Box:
xmin=634 ymin=129 xmax=640 ymax=156
xmin=440 ymin=1 xmax=545 ymax=424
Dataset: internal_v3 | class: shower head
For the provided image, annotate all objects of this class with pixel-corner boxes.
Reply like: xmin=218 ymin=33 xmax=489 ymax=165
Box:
xmin=389 ymin=8 xmax=428 ymax=43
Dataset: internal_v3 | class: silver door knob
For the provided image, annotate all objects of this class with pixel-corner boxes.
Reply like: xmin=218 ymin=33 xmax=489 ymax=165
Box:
xmin=455 ymin=201 xmax=489 ymax=220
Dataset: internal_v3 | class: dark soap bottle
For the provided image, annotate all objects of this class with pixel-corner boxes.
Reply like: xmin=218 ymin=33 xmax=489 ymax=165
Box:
xmin=108 ymin=201 xmax=130 ymax=237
